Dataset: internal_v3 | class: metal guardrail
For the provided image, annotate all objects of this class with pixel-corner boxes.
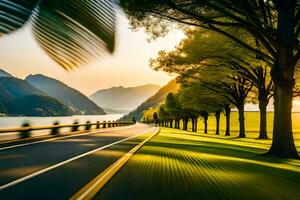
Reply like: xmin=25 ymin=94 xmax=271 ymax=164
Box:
xmin=0 ymin=121 xmax=135 ymax=139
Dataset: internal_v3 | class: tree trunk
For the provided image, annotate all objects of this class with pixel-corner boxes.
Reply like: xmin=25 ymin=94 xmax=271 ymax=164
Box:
xmin=194 ymin=116 xmax=198 ymax=133
xmin=224 ymin=104 xmax=231 ymax=136
xmin=186 ymin=117 xmax=189 ymax=130
xmin=204 ymin=114 xmax=208 ymax=134
xmin=183 ymin=117 xmax=188 ymax=130
xmin=215 ymin=111 xmax=221 ymax=135
xmin=267 ymin=0 xmax=299 ymax=158
xmin=268 ymin=82 xmax=298 ymax=157
xmin=170 ymin=119 xmax=173 ymax=128
xmin=238 ymin=104 xmax=246 ymax=138
xmin=191 ymin=116 xmax=195 ymax=132
xmin=258 ymin=98 xmax=268 ymax=139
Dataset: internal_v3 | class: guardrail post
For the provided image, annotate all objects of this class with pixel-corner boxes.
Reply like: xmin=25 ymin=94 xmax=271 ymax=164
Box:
xmin=19 ymin=122 xmax=31 ymax=139
xmin=85 ymin=121 xmax=91 ymax=130
xmin=96 ymin=121 xmax=100 ymax=129
xmin=103 ymin=121 xmax=106 ymax=128
xmin=112 ymin=120 xmax=115 ymax=127
xmin=51 ymin=121 xmax=60 ymax=135
xmin=72 ymin=120 xmax=79 ymax=132
xmin=108 ymin=121 xmax=111 ymax=128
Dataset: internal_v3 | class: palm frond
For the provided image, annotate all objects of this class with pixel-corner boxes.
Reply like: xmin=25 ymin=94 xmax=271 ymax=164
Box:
xmin=0 ymin=0 xmax=38 ymax=34
xmin=0 ymin=0 xmax=116 ymax=69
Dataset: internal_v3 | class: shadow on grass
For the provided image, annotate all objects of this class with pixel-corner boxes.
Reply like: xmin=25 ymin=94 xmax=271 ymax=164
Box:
xmin=97 ymin=131 xmax=300 ymax=200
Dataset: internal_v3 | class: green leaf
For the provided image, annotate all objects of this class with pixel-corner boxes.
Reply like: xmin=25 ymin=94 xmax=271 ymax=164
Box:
xmin=0 ymin=0 xmax=116 ymax=69
xmin=0 ymin=0 xmax=38 ymax=34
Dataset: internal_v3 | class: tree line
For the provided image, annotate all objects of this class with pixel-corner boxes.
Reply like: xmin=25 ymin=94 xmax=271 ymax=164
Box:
xmin=120 ymin=0 xmax=300 ymax=158
xmin=147 ymin=29 xmax=274 ymax=139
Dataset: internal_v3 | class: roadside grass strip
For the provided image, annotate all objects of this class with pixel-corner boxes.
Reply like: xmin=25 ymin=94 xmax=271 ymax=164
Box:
xmin=96 ymin=127 xmax=300 ymax=200
xmin=70 ymin=127 xmax=160 ymax=200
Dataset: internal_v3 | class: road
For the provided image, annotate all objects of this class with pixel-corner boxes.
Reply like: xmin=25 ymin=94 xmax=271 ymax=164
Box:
xmin=0 ymin=123 xmax=156 ymax=199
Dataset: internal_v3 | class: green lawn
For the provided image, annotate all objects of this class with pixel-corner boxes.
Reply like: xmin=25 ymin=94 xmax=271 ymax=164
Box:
xmin=96 ymin=127 xmax=300 ymax=200
xmin=186 ymin=112 xmax=300 ymax=141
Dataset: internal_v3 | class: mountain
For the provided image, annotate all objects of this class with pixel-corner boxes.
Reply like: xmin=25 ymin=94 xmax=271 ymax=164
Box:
xmin=0 ymin=69 xmax=12 ymax=77
xmin=26 ymin=74 xmax=105 ymax=115
xmin=120 ymin=80 xmax=180 ymax=121
xmin=0 ymin=77 xmax=74 ymax=116
xmin=102 ymin=107 xmax=131 ymax=114
xmin=90 ymin=84 xmax=161 ymax=113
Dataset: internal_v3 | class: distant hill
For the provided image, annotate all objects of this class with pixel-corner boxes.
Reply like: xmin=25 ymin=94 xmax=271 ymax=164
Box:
xmin=90 ymin=84 xmax=161 ymax=112
xmin=0 ymin=77 xmax=74 ymax=116
xmin=0 ymin=69 xmax=12 ymax=77
xmin=102 ymin=107 xmax=131 ymax=114
xmin=26 ymin=74 xmax=105 ymax=115
xmin=119 ymin=80 xmax=180 ymax=121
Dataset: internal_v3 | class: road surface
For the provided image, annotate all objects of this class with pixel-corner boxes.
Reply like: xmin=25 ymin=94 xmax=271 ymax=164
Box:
xmin=0 ymin=123 xmax=156 ymax=199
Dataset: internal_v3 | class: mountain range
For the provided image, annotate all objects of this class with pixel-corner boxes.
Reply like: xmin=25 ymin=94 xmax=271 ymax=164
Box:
xmin=26 ymin=74 xmax=105 ymax=115
xmin=0 ymin=76 xmax=74 ymax=116
xmin=0 ymin=69 xmax=12 ymax=77
xmin=0 ymin=69 xmax=105 ymax=116
xmin=0 ymin=68 xmax=165 ymax=117
xmin=120 ymin=79 xmax=180 ymax=121
xmin=90 ymin=84 xmax=161 ymax=113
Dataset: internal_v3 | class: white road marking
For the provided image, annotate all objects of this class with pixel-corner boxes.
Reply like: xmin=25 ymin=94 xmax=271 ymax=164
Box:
xmin=74 ymin=127 xmax=159 ymax=200
xmin=0 ymin=124 xmax=138 ymax=151
xmin=0 ymin=127 xmax=156 ymax=191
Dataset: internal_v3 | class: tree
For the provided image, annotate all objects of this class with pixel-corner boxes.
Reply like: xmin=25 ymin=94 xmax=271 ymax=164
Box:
xmin=153 ymin=112 xmax=159 ymax=126
xmin=237 ymin=64 xmax=273 ymax=139
xmin=120 ymin=0 xmax=300 ymax=158
xmin=152 ymin=29 xmax=273 ymax=139
xmin=224 ymin=103 xmax=232 ymax=136
xmin=142 ymin=107 xmax=157 ymax=123
xmin=165 ymin=93 xmax=182 ymax=129
xmin=151 ymin=30 xmax=253 ymax=137
xmin=158 ymin=104 xmax=170 ymax=127
xmin=178 ymin=84 xmax=226 ymax=135
xmin=176 ymin=90 xmax=199 ymax=132
xmin=0 ymin=0 xmax=116 ymax=69
xmin=185 ymin=67 xmax=253 ymax=138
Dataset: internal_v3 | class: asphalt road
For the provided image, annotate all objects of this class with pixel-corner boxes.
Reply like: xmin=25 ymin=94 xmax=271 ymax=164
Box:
xmin=0 ymin=123 xmax=156 ymax=200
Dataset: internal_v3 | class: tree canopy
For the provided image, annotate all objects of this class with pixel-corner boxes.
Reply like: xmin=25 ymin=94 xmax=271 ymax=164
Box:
xmin=120 ymin=1 xmax=300 ymax=157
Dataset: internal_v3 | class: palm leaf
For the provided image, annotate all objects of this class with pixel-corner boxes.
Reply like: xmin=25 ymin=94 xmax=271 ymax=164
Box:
xmin=0 ymin=0 xmax=116 ymax=69
xmin=0 ymin=0 xmax=38 ymax=34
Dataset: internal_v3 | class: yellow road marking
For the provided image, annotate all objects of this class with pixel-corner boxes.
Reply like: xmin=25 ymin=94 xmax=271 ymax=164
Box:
xmin=70 ymin=127 xmax=160 ymax=200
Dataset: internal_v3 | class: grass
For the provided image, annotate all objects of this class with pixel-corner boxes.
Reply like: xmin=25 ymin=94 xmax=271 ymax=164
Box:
xmin=96 ymin=127 xmax=300 ymax=200
xmin=186 ymin=112 xmax=300 ymax=146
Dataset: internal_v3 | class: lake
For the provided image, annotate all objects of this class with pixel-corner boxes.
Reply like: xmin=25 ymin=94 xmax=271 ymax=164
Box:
xmin=0 ymin=114 xmax=124 ymax=128
xmin=0 ymin=114 xmax=124 ymax=141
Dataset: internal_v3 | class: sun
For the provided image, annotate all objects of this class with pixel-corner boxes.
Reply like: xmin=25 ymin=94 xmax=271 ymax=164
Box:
xmin=293 ymin=99 xmax=300 ymax=106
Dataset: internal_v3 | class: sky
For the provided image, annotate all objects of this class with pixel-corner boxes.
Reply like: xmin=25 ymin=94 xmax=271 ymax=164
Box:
xmin=0 ymin=12 xmax=185 ymax=96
